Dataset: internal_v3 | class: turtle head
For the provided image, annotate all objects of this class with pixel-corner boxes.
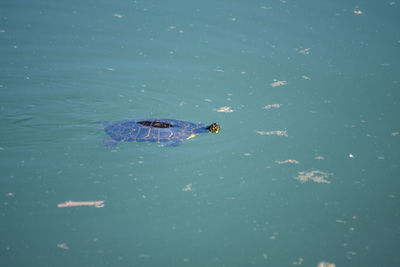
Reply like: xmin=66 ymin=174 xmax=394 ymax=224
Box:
xmin=206 ymin=123 xmax=220 ymax=134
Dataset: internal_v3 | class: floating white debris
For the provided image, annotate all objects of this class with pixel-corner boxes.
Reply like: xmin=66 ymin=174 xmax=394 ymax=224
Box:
xmin=301 ymin=75 xmax=311 ymax=80
xmin=346 ymin=250 xmax=357 ymax=259
xmin=271 ymin=80 xmax=287 ymax=87
xmin=314 ymin=156 xmax=325 ymax=160
xmin=215 ymin=67 xmax=224 ymax=72
xmin=182 ymin=184 xmax=193 ymax=192
xmin=298 ymin=47 xmax=311 ymax=55
xmin=216 ymin=106 xmax=234 ymax=113
xmin=275 ymin=159 xmax=299 ymax=164
xmin=57 ymin=243 xmax=69 ymax=250
xmin=391 ymin=132 xmax=399 ymax=136
xmin=106 ymin=67 xmax=115 ymax=71
xmin=114 ymin=14 xmax=123 ymax=18
xmin=256 ymin=130 xmax=288 ymax=137
xmin=262 ymin=253 xmax=268 ymax=260
xmin=292 ymin=257 xmax=304 ymax=265
xmin=296 ymin=170 xmax=333 ymax=184
xmin=263 ymin=104 xmax=281 ymax=110
xmin=335 ymin=219 xmax=346 ymax=224
xmin=57 ymin=201 xmax=104 ymax=208
xmin=348 ymin=154 xmax=355 ymax=158
xmin=269 ymin=231 xmax=279 ymax=240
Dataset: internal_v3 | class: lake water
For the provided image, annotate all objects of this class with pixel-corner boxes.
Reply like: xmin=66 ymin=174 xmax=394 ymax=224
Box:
xmin=1 ymin=0 xmax=399 ymax=266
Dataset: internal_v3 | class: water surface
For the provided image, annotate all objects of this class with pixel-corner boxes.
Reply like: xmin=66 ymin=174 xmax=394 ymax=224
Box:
xmin=1 ymin=0 xmax=400 ymax=266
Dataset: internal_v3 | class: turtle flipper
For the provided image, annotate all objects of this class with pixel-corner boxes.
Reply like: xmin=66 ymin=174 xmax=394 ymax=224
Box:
xmin=103 ymin=139 xmax=118 ymax=148
xmin=165 ymin=140 xmax=183 ymax=147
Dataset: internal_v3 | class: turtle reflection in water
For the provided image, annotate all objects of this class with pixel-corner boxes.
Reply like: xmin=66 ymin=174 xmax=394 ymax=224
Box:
xmin=101 ymin=118 xmax=220 ymax=147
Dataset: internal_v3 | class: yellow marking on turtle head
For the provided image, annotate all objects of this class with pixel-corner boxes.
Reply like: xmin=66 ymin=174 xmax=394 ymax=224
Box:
xmin=186 ymin=134 xmax=196 ymax=140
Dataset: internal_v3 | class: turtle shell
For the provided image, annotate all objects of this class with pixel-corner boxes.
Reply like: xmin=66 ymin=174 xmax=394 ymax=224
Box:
xmin=103 ymin=118 xmax=200 ymax=145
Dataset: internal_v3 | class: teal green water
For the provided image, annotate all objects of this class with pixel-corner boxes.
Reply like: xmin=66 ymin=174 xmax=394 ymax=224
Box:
xmin=1 ymin=0 xmax=400 ymax=266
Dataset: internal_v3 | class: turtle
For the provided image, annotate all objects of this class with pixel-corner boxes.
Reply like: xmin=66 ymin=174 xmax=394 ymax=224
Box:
xmin=101 ymin=118 xmax=220 ymax=147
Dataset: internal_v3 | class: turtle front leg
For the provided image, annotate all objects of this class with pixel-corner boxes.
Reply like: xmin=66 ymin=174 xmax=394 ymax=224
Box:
xmin=103 ymin=139 xmax=118 ymax=148
xmin=165 ymin=140 xmax=183 ymax=147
